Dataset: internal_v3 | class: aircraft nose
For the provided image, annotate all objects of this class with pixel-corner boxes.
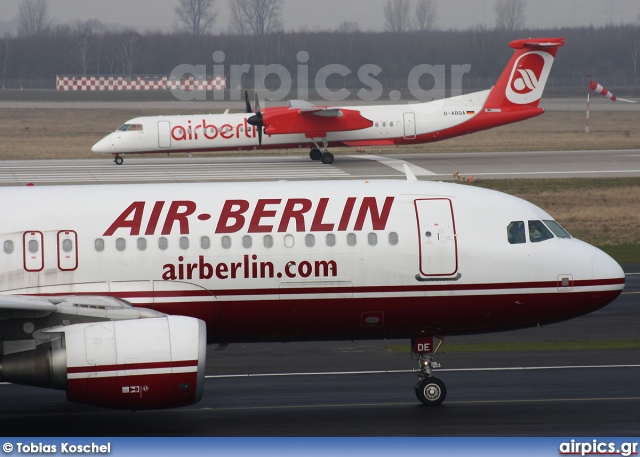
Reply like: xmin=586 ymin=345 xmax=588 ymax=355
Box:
xmin=592 ymin=249 xmax=625 ymax=284
xmin=91 ymin=135 xmax=113 ymax=154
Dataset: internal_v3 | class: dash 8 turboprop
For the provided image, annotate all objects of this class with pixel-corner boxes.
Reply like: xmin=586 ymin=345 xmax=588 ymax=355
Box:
xmin=0 ymin=173 xmax=624 ymax=409
xmin=93 ymin=38 xmax=564 ymax=165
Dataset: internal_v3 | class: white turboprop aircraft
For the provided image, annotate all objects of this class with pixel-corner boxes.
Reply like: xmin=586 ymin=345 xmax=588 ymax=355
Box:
xmin=92 ymin=38 xmax=564 ymax=165
xmin=0 ymin=174 xmax=624 ymax=409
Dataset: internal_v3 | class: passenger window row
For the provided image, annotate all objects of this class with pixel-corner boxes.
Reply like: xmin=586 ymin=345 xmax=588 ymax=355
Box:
xmin=93 ymin=232 xmax=401 ymax=252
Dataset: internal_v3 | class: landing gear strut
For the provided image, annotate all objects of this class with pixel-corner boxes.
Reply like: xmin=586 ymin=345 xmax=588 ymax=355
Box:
xmin=309 ymin=138 xmax=334 ymax=165
xmin=113 ymin=154 xmax=124 ymax=165
xmin=412 ymin=336 xmax=447 ymax=406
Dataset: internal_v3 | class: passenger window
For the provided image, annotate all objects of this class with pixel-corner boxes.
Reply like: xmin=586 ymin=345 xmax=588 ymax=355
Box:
xmin=528 ymin=220 xmax=554 ymax=243
xmin=158 ymin=237 xmax=168 ymax=250
xmin=4 ymin=240 xmax=14 ymax=254
xmin=137 ymin=238 xmax=147 ymax=251
xmin=201 ymin=236 xmax=211 ymax=249
xmin=180 ymin=237 xmax=189 ymax=250
xmin=347 ymin=233 xmax=357 ymax=246
xmin=389 ymin=232 xmax=399 ymax=246
xmin=507 ymin=221 xmax=526 ymax=244
xmin=390 ymin=122 xmax=394 ymax=127
xmin=326 ymin=233 xmax=336 ymax=247
xmin=284 ymin=234 xmax=294 ymax=248
xmin=222 ymin=236 xmax=231 ymax=249
xmin=94 ymin=238 xmax=104 ymax=252
xmin=116 ymin=238 xmax=126 ymax=252
xmin=368 ymin=233 xmax=378 ymax=246
xmin=264 ymin=235 xmax=274 ymax=248
xmin=305 ymin=234 xmax=315 ymax=247
xmin=543 ymin=220 xmax=571 ymax=238
xmin=242 ymin=235 xmax=252 ymax=248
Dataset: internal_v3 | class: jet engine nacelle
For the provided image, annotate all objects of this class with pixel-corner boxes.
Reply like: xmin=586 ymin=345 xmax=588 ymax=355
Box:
xmin=0 ymin=316 xmax=207 ymax=410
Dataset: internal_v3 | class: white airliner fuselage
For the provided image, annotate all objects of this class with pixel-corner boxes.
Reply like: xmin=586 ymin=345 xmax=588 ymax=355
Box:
xmin=0 ymin=178 xmax=624 ymax=409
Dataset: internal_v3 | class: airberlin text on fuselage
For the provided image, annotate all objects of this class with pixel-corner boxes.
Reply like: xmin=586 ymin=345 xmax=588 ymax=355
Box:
xmin=103 ymin=197 xmax=396 ymax=236
xmin=171 ymin=118 xmax=257 ymax=142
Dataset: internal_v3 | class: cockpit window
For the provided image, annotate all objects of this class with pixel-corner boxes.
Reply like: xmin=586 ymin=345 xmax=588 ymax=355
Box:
xmin=507 ymin=221 xmax=526 ymax=244
xmin=543 ymin=220 xmax=571 ymax=238
xmin=117 ymin=124 xmax=143 ymax=132
xmin=528 ymin=220 xmax=554 ymax=243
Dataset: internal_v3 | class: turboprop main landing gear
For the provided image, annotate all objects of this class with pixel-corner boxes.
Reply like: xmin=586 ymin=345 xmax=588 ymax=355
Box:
xmin=309 ymin=148 xmax=322 ymax=161
xmin=310 ymin=138 xmax=334 ymax=165
xmin=412 ymin=336 xmax=447 ymax=406
xmin=113 ymin=154 xmax=124 ymax=165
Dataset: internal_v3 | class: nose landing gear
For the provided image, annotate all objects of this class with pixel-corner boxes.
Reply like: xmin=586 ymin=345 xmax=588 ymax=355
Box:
xmin=412 ymin=336 xmax=447 ymax=406
xmin=113 ymin=154 xmax=124 ymax=165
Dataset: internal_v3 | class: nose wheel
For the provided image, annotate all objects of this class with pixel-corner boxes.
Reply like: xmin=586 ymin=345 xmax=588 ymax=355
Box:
xmin=412 ymin=336 xmax=447 ymax=406
xmin=113 ymin=154 xmax=124 ymax=165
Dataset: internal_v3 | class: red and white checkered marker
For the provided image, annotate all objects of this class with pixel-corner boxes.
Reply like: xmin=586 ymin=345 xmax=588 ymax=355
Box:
xmin=588 ymin=80 xmax=616 ymax=101
xmin=56 ymin=75 xmax=225 ymax=91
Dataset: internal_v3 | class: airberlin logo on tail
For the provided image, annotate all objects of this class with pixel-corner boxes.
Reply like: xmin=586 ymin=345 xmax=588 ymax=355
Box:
xmin=505 ymin=51 xmax=554 ymax=105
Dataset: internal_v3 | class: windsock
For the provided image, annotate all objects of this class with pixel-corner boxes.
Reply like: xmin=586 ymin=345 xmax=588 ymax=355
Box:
xmin=589 ymin=80 xmax=616 ymax=101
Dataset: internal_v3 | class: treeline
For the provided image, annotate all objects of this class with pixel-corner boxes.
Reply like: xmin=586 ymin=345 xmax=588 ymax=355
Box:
xmin=1 ymin=24 xmax=639 ymax=85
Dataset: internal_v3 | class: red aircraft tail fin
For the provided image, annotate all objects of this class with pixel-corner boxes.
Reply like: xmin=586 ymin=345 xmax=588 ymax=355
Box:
xmin=483 ymin=38 xmax=564 ymax=111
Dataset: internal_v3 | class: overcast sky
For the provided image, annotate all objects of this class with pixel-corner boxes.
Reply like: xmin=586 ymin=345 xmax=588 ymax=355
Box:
xmin=0 ymin=0 xmax=639 ymax=34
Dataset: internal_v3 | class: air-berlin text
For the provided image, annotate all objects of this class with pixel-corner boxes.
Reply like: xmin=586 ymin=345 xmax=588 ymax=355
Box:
xmin=103 ymin=197 xmax=395 ymax=236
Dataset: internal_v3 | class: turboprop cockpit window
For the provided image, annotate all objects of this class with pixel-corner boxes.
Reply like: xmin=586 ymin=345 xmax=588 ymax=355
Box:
xmin=543 ymin=220 xmax=571 ymax=238
xmin=528 ymin=220 xmax=554 ymax=243
xmin=507 ymin=221 xmax=526 ymax=244
xmin=117 ymin=124 xmax=143 ymax=132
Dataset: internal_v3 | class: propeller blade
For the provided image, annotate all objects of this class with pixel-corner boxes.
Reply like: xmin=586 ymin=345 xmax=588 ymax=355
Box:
xmin=254 ymin=91 xmax=261 ymax=114
xmin=258 ymin=126 xmax=263 ymax=146
xmin=244 ymin=90 xmax=252 ymax=113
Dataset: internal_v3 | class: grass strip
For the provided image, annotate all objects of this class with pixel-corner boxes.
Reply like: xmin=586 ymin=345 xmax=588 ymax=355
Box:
xmin=384 ymin=339 xmax=640 ymax=354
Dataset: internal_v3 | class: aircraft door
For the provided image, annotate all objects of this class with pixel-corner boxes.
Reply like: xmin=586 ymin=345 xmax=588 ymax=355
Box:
xmin=23 ymin=231 xmax=44 ymax=272
xmin=403 ymin=112 xmax=416 ymax=139
xmin=57 ymin=230 xmax=78 ymax=271
xmin=158 ymin=121 xmax=171 ymax=148
xmin=415 ymin=199 xmax=459 ymax=278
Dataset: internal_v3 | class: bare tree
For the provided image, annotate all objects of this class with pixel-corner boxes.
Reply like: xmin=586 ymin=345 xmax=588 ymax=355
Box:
xmin=335 ymin=21 xmax=361 ymax=33
xmin=228 ymin=0 xmax=283 ymax=36
xmin=17 ymin=0 xmax=50 ymax=36
xmin=494 ymin=0 xmax=526 ymax=31
xmin=1 ymin=36 xmax=13 ymax=89
xmin=71 ymin=35 xmax=94 ymax=75
xmin=175 ymin=0 xmax=217 ymax=35
xmin=114 ymin=32 xmax=145 ymax=76
xmin=383 ymin=0 xmax=412 ymax=33
xmin=629 ymin=37 xmax=640 ymax=77
xmin=415 ymin=0 xmax=438 ymax=32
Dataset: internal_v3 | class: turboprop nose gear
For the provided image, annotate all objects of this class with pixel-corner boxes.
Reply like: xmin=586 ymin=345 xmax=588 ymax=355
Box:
xmin=412 ymin=336 xmax=446 ymax=406
xmin=113 ymin=154 xmax=124 ymax=165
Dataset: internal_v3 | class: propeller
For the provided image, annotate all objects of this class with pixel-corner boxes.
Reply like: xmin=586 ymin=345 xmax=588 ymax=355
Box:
xmin=247 ymin=91 xmax=264 ymax=146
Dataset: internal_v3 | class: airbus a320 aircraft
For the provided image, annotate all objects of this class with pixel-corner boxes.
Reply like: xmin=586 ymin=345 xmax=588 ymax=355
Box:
xmin=0 ymin=175 xmax=624 ymax=409
xmin=92 ymin=38 xmax=563 ymax=165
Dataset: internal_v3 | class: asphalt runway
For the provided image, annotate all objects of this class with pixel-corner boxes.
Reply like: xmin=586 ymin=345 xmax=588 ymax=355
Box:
xmin=1 ymin=149 xmax=640 ymax=186
xmin=0 ymin=270 xmax=637 ymax=436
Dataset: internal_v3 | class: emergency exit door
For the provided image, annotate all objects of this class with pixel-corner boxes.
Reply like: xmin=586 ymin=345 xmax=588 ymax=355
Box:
xmin=415 ymin=199 xmax=458 ymax=277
